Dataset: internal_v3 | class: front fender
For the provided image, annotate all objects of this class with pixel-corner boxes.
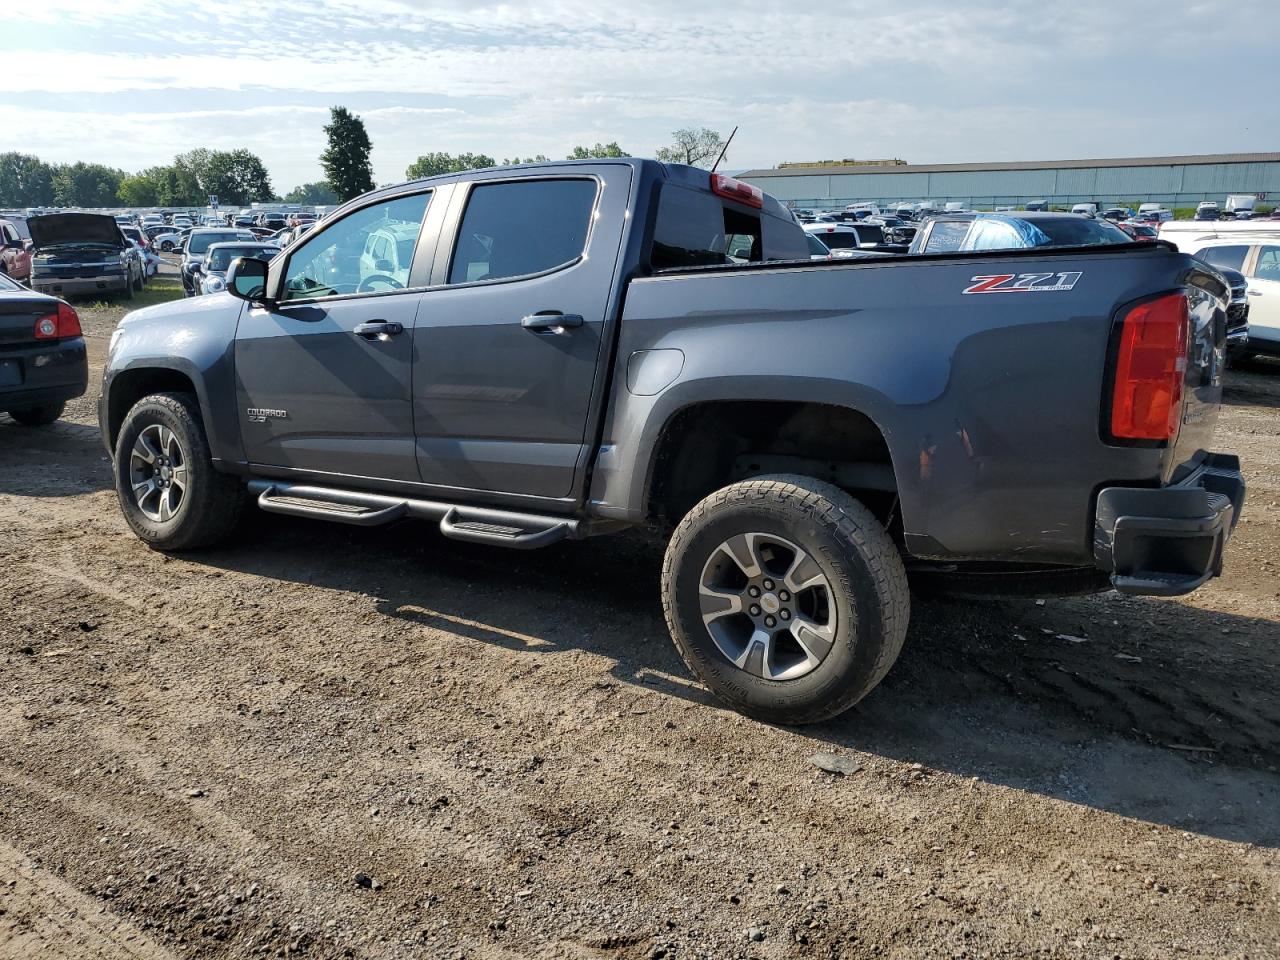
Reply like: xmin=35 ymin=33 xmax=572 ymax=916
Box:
xmin=102 ymin=294 xmax=245 ymax=463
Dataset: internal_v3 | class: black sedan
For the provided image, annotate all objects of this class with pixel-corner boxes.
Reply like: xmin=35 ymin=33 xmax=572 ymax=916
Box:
xmin=0 ymin=272 xmax=88 ymax=426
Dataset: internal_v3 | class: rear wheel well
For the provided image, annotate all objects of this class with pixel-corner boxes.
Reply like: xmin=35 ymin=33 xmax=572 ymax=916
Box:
xmin=107 ymin=368 xmax=198 ymax=451
xmin=648 ymin=401 xmax=900 ymax=535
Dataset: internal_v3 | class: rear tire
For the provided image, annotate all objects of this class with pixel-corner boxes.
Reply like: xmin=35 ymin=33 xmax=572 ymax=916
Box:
xmin=662 ymin=475 xmax=910 ymax=724
xmin=113 ymin=392 xmax=247 ymax=551
xmin=7 ymin=402 xmax=65 ymax=426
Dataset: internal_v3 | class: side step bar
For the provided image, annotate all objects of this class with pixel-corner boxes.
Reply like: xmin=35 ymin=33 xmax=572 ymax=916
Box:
xmin=248 ymin=480 xmax=579 ymax=550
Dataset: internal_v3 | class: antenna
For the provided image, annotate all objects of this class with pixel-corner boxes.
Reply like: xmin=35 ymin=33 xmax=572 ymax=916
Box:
xmin=710 ymin=126 xmax=738 ymax=174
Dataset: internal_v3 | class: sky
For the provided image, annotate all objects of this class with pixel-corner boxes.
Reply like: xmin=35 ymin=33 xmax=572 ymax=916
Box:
xmin=4 ymin=0 xmax=1278 ymax=192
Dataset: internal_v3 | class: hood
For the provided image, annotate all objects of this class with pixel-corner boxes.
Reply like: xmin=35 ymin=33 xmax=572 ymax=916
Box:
xmin=28 ymin=213 xmax=124 ymax=249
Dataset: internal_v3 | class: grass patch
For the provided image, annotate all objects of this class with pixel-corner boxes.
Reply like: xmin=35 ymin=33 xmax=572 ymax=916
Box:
xmin=76 ymin=275 xmax=185 ymax=312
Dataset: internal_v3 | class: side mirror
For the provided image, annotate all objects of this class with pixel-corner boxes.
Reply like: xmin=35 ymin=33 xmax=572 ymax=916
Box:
xmin=227 ymin=257 xmax=271 ymax=304
xmin=374 ymin=258 xmax=394 ymax=273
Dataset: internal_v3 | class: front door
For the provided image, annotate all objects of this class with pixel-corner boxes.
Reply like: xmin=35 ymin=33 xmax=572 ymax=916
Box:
xmin=234 ymin=190 xmax=435 ymax=483
xmin=411 ymin=169 xmax=630 ymax=500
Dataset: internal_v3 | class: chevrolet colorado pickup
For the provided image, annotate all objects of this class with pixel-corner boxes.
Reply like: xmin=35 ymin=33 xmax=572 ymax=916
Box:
xmin=99 ymin=159 xmax=1245 ymax=723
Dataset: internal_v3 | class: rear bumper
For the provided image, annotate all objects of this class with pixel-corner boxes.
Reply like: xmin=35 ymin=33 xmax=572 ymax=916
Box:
xmin=0 ymin=337 xmax=89 ymax=410
xmin=1094 ymin=453 xmax=1245 ymax=596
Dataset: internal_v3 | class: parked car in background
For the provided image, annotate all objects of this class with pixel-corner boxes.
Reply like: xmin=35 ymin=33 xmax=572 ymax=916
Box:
xmin=908 ymin=211 xmax=1131 ymax=254
xmin=280 ymin=222 xmax=316 ymax=247
xmin=1024 ymin=200 xmax=1048 ymax=211
xmin=805 ymin=231 xmax=831 ymax=259
xmin=1070 ymin=202 xmax=1099 ymax=217
xmin=1225 ymin=195 xmax=1256 ymax=218
xmin=0 ymin=219 xmax=32 ymax=281
xmin=358 ymin=221 xmax=420 ymax=285
xmin=1195 ymin=202 xmax=1222 ymax=221
xmin=180 ymin=228 xmax=259 ymax=296
xmin=1137 ymin=203 xmax=1174 ymax=223
xmin=1101 ymin=207 xmax=1133 ymax=222
xmin=1215 ymin=266 xmax=1251 ymax=363
xmin=197 ymin=241 xmax=281 ymax=295
xmin=27 ymin=213 xmax=143 ymax=299
xmin=1115 ymin=221 xmax=1159 ymax=242
xmin=802 ymin=222 xmax=877 ymax=254
xmin=151 ymin=227 xmax=189 ymax=252
xmin=0 ymin=271 xmax=87 ymax=426
xmin=1176 ymin=237 xmax=1280 ymax=360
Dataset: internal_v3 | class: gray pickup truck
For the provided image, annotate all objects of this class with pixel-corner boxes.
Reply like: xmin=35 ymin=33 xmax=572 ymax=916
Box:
xmin=99 ymin=159 xmax=1245 ymax=724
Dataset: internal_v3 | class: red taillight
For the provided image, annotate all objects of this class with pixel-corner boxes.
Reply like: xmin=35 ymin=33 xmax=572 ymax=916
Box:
xmin=1110 ymin=292 xmax=1188 ymax=442
xmin=710 ymin=173 xmax=763 ymax=209
xmin=33 ymin=302 xmax=82 ymax=341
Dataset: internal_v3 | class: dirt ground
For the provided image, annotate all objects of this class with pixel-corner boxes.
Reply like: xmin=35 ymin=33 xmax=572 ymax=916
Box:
xmin=1 ymin=269 xmax=1278 ymax=959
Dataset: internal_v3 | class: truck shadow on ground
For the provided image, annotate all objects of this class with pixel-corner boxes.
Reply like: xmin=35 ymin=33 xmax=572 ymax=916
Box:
xmin=198 ymin=513 xmax=1280 ymax=848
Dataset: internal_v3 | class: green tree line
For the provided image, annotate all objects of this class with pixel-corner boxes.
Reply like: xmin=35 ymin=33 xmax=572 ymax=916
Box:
xmin=1 ymin=116 xmax=727 ymax=210
xmin=0 ymin=149 xmax=278 ymax=209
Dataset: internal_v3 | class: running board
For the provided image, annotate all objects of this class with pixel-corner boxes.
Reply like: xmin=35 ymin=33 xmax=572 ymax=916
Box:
xmin=249 ymin=480 xmax=577 ymax=549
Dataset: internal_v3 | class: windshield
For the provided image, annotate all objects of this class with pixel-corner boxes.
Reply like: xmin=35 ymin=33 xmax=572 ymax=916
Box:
xmin=207 ymin=245 xmax=278 ymax=271
xmin=188 ymin=231 xmax=250 ymax=255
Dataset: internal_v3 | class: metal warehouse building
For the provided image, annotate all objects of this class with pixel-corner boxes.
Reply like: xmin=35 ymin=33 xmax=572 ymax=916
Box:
xmin=737 ymin=152 xmax=1280 ymax=210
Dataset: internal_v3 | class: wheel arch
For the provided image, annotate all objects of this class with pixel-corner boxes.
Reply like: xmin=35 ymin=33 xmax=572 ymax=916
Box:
xmin=105 ymin=362 xmax=210 ymax=454
xmin=640 ymin=388 xmax=907 ymax=534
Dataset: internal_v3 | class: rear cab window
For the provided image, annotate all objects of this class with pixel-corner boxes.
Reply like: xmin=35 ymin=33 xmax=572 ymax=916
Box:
xmin=650 ymin=182 xmax=806 ymax=270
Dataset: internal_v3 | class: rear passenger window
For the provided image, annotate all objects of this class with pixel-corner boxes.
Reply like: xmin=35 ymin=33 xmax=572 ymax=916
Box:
xmin=1199 ymin=245 xmax=1249 ymax=272
xmin=449 ymin=179 xmax=597 ymax=284
xmin=923 ymin=220 xmax=971 ymax=253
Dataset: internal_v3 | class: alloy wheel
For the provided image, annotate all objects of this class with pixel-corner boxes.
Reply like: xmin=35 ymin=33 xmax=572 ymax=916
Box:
xmin=128 ymin=423 xmax=188 ymax=522
xmin=698 ymin=532 xmax=838 ymax=681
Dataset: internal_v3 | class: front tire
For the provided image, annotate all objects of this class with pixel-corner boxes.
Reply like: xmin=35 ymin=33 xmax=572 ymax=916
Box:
xmin=7 ymin=402 xmax=65 ymax=426
xmin=113 ymin=392 xmax=246 ymax=551
xmin=662 ymin=475 xmax=910 ymax=724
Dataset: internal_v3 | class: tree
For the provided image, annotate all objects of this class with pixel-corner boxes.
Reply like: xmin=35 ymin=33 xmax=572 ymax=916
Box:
xmin=0 ymin=153 xmax=54 ymax=207
xmin=50 ymin=162 xmax=126 ymax=207
xmin=321 ymin=107 xmax=375 ymax=202
xmin=405 ymin=151 xmax=496 ymax=179
xmin=284 ymin=181 xmax=338 ymax=205
xmin=655 ymin=128 xmax=726 ymax=168
xmin=567 ymin=142 xmax=626 ymax=160
xmin=117 ymin=174 xmax=159 ymax=207
xmin=501 ymin=154 xmax=550 ymax=165
xmin=202 ymin=149 xmax=274 ymax=205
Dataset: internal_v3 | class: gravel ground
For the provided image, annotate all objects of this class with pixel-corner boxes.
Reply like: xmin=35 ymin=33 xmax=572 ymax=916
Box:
xmin=1 ymin=269 xmax=1278 ymax=959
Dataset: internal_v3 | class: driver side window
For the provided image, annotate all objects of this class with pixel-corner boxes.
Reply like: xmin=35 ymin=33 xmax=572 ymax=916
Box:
xmin=281 ymin=191 xmax=431 ymax=301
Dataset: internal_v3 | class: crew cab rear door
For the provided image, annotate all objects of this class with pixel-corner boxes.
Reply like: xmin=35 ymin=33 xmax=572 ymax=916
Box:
xmin=410 ymin=166 xmax=631 ymax=501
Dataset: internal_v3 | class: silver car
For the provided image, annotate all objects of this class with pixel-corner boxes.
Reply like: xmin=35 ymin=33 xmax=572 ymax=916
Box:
xmin=198 ymin=242 xmax=281 ymax=295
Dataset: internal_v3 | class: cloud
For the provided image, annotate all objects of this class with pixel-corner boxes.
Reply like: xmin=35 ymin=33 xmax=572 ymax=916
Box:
xmin=4 ymin=0 xmax=1277 ymax=188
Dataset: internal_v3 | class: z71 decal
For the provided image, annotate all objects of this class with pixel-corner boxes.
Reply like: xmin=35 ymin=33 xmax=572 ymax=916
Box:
xmin=963 ymin=271 xmax=1083 ymax=294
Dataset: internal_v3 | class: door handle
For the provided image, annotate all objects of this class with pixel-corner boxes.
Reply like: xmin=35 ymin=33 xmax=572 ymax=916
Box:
xmin=521 ymin=312 xmax=584 ymax=333
xmin=353 ymin=320 xmax=404 ymax=339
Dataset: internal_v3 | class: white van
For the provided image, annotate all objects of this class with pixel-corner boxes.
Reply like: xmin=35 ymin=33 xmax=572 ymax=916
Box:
xmin=1071 ymin=202 xmax=1098 ymax=217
